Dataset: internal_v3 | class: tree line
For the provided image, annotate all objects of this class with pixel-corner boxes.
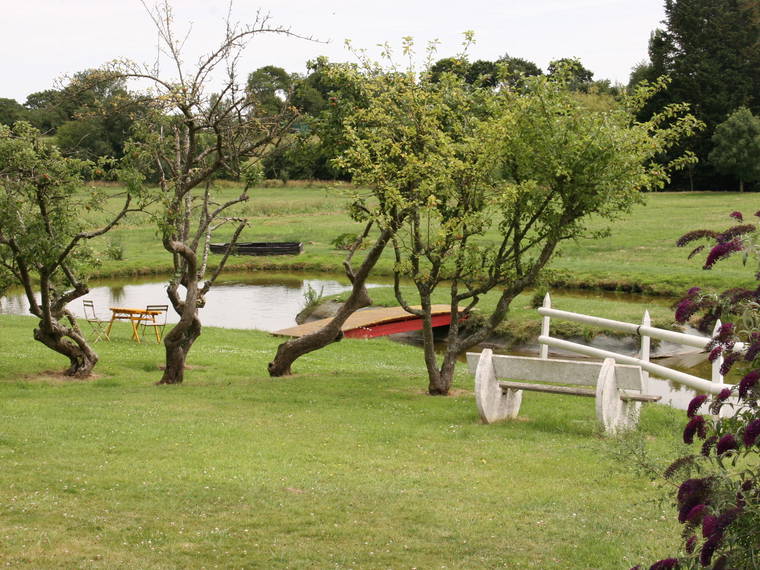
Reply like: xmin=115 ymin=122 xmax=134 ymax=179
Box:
xmin=0 ymin=53 xmax=610 ymax=184
xmin=4 ymin=0 xmax=756 ymax=191
xmin=630 ymin=0 xmax=760 ymax=191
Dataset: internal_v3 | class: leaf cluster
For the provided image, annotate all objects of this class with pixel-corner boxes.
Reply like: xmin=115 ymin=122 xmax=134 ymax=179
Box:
xmin=0 ymin=122 xmax=97 ymax=281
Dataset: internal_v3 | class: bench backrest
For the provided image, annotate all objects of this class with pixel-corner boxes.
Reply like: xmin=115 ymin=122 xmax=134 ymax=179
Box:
xmin=466 ymin=353 xmax=643 ymax=391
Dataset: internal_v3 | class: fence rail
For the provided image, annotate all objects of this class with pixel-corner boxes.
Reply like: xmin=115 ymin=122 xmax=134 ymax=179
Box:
xmin=536 ymin=293 xmax=736 ymax=401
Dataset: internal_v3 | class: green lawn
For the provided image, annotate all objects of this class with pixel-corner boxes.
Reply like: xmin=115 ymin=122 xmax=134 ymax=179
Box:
xmin=552 ymin=191 xmax=758 ymax=294
xmin=2 ymin=186 xmax=747 ymax=567
xmin=0 ymin=314 xmax=686 ymax=568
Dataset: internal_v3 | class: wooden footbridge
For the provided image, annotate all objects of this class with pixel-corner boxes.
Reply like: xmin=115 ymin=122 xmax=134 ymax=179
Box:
xmin=274 ymin=305 xmax=458 ymax=339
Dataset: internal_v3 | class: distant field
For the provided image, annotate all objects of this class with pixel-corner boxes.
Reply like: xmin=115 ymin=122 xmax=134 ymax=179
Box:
xmin=91 ymin=184 xmax=756 ymax=296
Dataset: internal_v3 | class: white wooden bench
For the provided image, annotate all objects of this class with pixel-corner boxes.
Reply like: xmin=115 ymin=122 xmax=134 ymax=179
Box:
xmin=466 ymin=349 xmax=661 ymax=434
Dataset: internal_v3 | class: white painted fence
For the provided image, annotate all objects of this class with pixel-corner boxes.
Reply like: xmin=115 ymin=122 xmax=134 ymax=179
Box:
xmin=536 ymin=293 xmax=735 ymax=410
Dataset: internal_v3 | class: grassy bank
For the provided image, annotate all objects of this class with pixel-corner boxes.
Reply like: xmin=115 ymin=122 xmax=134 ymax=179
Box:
xmin=92 ymin=184 xmax=757 ymax=295
xmin=0 ymin=314 xmax=685 ymax=568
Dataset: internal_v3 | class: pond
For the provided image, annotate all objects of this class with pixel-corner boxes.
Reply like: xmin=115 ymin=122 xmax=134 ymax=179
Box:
xmin=0 ymin=271 xmax=385 ymax=333
xmin=1 ymin=272 xmax=676 ymax=337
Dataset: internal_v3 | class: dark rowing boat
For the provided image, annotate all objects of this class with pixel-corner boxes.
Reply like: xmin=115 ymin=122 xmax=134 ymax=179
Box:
xmin=209 ymin=241 xmax=303 ymax=256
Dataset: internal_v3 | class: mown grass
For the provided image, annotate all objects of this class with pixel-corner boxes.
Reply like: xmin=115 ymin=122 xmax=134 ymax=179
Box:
xmin=0 ymin=314 xmax=686 ymax=568
xmin=90 ymin=184 xmax=757 ymax=295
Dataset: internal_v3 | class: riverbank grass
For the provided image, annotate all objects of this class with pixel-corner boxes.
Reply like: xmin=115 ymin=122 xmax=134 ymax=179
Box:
xmin=1 ymin=314 xmax=684 ymax=568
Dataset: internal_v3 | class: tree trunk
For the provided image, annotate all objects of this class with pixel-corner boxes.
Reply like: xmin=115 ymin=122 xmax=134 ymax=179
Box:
xmin=428 ymin=301 xmax=470 ymax=395
xmin=432 ymin=350 xmax=459 ymax=396
xmin=268 ymin=283 xmax=372 ymax=376
xmin=416 ymin=293 xmax=446 ymax=395
xmin=33 ymin=320 xmax=98 ymax=378
xmin=159 ymin=313 xmax=201 ymax=384
xmin=268 ymin=228 xmax=394 ymax=377
xmin=740 ymin=179 xmax=745 ymax=193
xmin=421 ymin=314 xmax=461 ymax=395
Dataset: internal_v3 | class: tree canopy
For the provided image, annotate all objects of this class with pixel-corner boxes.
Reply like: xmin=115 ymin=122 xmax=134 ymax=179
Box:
xmin=0 ymin=122 xmax=136 ymax=376
xmin=633 ymin=0 xmax=760 ymax=189
xmin=709 ymin=107 xmax=760 ymax=192
xmin=330 ymin=48 xmax=699 ymax=395
xmin=246 ymin=65 xmax=294 ymax=116
xmin=0 ymin=98 xmax=25 ymax=126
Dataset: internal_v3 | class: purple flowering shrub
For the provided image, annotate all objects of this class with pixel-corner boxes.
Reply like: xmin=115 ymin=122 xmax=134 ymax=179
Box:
xmin=642 ymin=212 xmax=760 ymax=569
xmin=662 ymin=384 xmax=760 ymax=569
xmin=674 ymin=211 xmax=758 ymax=335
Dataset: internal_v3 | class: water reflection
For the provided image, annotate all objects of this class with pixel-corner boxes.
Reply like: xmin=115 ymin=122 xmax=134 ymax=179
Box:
xmin=0 ymin=272 xmax=382 ymax=333
xmin=109 ymin=285 xmax=127 ymax=305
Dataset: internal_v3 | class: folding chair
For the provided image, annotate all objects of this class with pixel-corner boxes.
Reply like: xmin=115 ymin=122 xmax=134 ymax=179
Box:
xmin=82 ymin=299 xmax=110 ymax=342
xmin=141 ymin=304 xmax=169 ymax=343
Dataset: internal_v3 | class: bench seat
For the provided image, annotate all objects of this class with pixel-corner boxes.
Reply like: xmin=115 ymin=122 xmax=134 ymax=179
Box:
xmin=466 ymin=350 xmax=660 ymax=434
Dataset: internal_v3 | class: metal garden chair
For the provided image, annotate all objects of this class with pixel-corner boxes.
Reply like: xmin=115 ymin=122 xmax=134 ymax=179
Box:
xmin=82 ymin=299 xmax=110 ymax=342
xmin=140 ymin=304 xmax=169 ymax=343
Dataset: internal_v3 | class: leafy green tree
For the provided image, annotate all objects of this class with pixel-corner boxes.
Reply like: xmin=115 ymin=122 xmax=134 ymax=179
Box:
xmin=429 ymin=56 xmax=470 ymax=83
xmin=21 ymin=72 xmax=143 ymax=160
xmin=55 ymin=118 xmax=113 ymax=159
xmin=54 ymin=71 xmax=144 ymax=160
xmin=497 ymin=54 xmax=543 ymax=90
xmin=23 ymin=89 xmax=74 ymax=133
xmin=709 ymin=107 xmax=760 ymax=192
xmin=281 ymin=57 xmax=366 ymax=182
xmin=628 ymin=60 xmax=653 ymax=91
xmin=271 ymin=44 xmax=699 ymax=394
xmin=431 ymin=53 xmax=544 ymax=89
xmin=0 ymin=98 xmax=25 ymax=126
xmin=661 ymin=0 xmax=759 ymax=122
xmin=246 ymin=65 xmax=293 ymax=116
xmin=0 ymin=122 xmax=137 ymax=376
xmin=465 ymin=59 xmax=499 ymax=87
xmin=291 ymin=56 xmax=341 ymax=116
xmin=547 ymin=57 xmax=594 ymax=92
xmin=637 ymin=0 xmax=760 ymax=188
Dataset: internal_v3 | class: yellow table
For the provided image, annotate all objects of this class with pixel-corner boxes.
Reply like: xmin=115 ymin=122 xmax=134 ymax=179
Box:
xmin=106 ymin=307 xmax=160 ymax=343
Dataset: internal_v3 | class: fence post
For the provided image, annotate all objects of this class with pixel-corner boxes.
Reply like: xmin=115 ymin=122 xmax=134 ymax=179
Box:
xmin=711 ymin=319 xmax=724 ymax=385
xmin=540 ymin=293 xmax=551 ymax=359
xmin=640 ymin=310 xmax=651 ymax=390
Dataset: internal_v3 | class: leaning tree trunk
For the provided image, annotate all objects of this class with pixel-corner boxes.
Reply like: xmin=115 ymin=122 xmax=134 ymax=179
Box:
xmin=33 ymin=320 xmax=99 ymax=378
xmin=268 ymin=228 xmax=394 ymax=377
xmin=268 ymin=282 xmax=372 ymax=376
xmin=159 ymin=314 xmax=202 ymax=385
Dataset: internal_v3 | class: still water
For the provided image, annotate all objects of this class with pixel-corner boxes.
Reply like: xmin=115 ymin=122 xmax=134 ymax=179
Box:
xmin=0 ymin=272 xmax=383 ymax=333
